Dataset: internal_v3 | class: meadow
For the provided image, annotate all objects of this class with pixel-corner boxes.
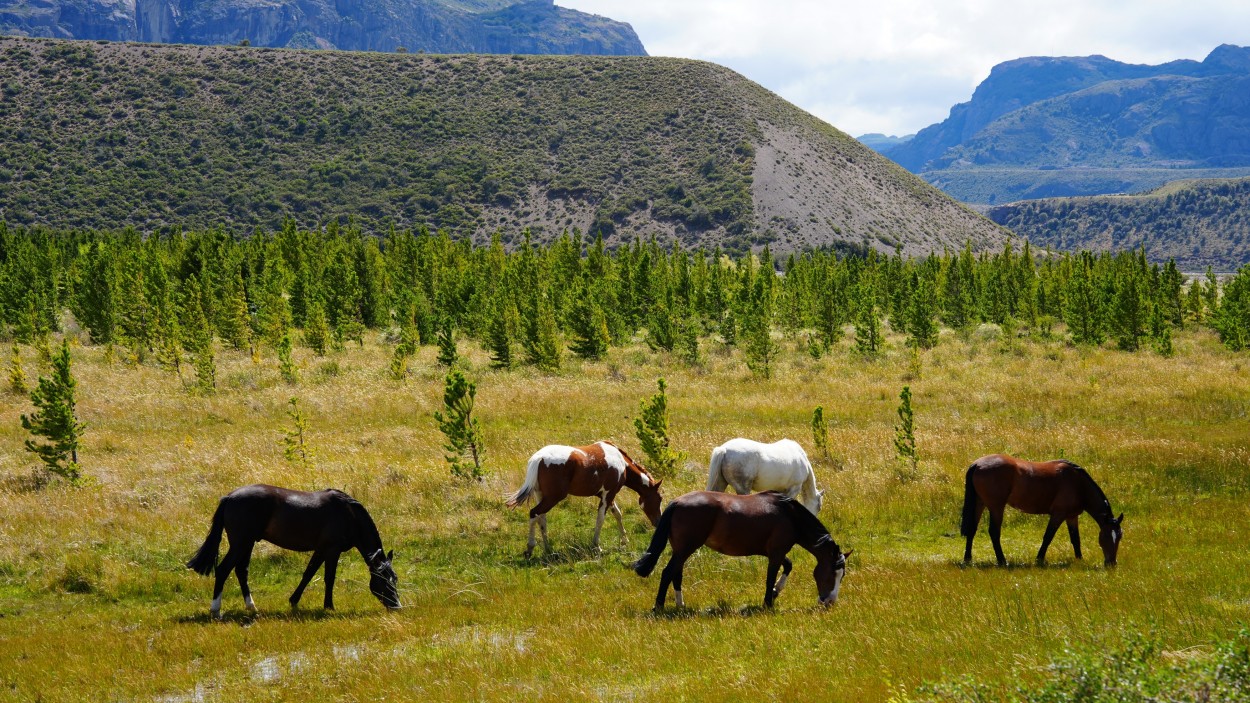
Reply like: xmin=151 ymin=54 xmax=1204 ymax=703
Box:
xmin=1 ymin=325 xmax=1248 ymax=701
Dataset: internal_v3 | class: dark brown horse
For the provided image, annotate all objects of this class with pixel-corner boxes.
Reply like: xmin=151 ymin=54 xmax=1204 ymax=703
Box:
xmin=961 ymin=454 xmax=1124 ymax=566
xmin=186 ymin=485 xmax=401 ymax=618
xmin=634 ymin=491 xmax=850 ymax=611
xmin=507 ymin=441 xmax=663 ymax=557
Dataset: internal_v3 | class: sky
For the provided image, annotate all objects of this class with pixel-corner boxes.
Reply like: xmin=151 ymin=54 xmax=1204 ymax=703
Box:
xmin=557 ymin=0 xmax=1250 ymax=138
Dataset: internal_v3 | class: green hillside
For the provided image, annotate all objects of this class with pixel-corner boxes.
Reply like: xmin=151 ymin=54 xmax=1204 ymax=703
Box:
xmin=989 ymin=177 xmax=1250 ymax=269
xmin=0 ymin=36 xmax=1006 ymax=255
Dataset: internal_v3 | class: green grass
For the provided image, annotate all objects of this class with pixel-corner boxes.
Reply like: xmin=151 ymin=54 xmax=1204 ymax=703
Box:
xmin=1 ymin=327 xmax=1248 ymax=700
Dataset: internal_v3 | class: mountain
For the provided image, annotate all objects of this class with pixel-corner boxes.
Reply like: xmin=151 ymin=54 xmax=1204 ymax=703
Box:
xmin=884 ymin=45 xmax=1250 ymax=205
xmin=0 ymin=0 xmax=647 ymax=56
xmin=988 ymin=177 xmax=1250 ymax=270
xmin=0 ymin=36 xmax=1007 ymax=256
xmin=856 ymin=133 xmax=912 ymax=153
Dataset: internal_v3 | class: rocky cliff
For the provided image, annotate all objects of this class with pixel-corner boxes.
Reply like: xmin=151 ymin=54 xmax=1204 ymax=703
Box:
xmin=0 ymin=0 xmax=647 ymax=55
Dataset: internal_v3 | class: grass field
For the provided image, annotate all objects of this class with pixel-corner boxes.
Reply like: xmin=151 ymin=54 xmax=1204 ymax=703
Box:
xmin=1 ymin=327 xmax=1248 ymax=701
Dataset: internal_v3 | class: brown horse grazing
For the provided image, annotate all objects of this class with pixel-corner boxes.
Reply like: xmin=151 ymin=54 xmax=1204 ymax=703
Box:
xmin=507 ymin=441 xmax=663 ymax=558
xmin=961 ymin=454 xmax=1124 ymax=566
xmin=186 ymin=485 xmax=401 ymax=619
xmin=634 ymin=491 xmax=850 ymax=611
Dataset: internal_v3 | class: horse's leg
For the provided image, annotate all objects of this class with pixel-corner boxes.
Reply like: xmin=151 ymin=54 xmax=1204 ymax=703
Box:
xmin=610 ymin=501 xmax=626 ymax=547
xmin=773 ymin=556 xmax=794 ymax=597
xmin=964 ymin=503 xmax=985 ymax=563
xmin=234 ymin=541 xmax=257 ymax=613
xmin=525 ymin=497 xmax=560 ymax=557
xmin=1067 ymin=517 xmax=1082 ymax=560
xmin=211 ymin=546 xmax=239 ymax=618
xmin=655 ymin=549 xmax=694 ymax=611
xmin=322 ymin=552 xmax=340 ymax=610
xmin=1037 ymin=515 xmax=1064 ymax=565
xmin=289 ymin=551 xmax=326 ymax=609
xmin=591 ymin=492 xmax=609 ymax=552
xmin=764 ymin=558 xmax=783 ymax=608
xmin=988 ymin=507 xmax=1007 ymax=566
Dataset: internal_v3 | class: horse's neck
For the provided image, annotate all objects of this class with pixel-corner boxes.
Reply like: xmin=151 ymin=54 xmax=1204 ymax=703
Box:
xmin=348 ymin=506 xmax=384 ymax=555
xmin=798 ymin=469 xmax=818 ymax=500
xmin=1077 ymin=474 xmax=1113 ymax=524
xmin=624 ymin=467 xmax=650 ymax=493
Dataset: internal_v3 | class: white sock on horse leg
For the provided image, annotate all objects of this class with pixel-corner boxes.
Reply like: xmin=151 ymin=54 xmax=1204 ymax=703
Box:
xmin=775 ymin=573 xmax=789 ymax=595
xmin=675 ymin=591 xmax=684 ymax=608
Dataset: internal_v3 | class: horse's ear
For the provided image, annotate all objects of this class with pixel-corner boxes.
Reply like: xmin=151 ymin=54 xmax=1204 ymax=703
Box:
xmin=843 ymin=549 xmax=853 ymax=559
xmin=1116 ymin=513 xmax=1124 ymax=525
xmin=387 ymin=549 xmax=394 ymax=562
xmin=654 ymin=479 xmax=662 ymax=488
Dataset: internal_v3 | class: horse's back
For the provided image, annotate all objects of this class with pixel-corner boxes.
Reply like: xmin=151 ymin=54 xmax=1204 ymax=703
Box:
xmin=220 ymin=485 xmax=351 ymax=551
xmin=671 ymin=491 xmax=794 ymax=557
xmin=715 ymin=438 xmax=812 ymax=490
xmin=969 ymin=454 xmax=1074 ymax=514
xmin=529 ymin=442 xmax=627 ymax=497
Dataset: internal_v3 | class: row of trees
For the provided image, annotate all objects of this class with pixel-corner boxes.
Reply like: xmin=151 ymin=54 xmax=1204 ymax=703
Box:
xmin=2 ymin=221 xmax=1248 ymax=385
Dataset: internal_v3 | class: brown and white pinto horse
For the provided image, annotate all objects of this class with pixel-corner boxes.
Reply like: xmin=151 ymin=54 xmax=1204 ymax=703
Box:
xmin=507 ymin=441 xmax=663 ymax=557
xmin=961 ymin=454 xmax=1124 ymax=566
xmin=634 ymin=491 xmax=850 ymax=611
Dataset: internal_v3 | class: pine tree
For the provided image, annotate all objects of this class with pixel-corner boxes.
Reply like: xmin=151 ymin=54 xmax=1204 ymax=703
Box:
xmin=183 ymin=277 xmax=216 ymax=394
xmin=906 ymin=272 xmax=939 ymax=349
xmin=568 ymin=293 xmax=611 ymax=361
xmin=279 ymin=397 xmax=314 ymax=469
xmin=675 ymin=307 xmax=701 ymax=367
xmin=741 ymin=276 xmax=778 ymax=378
xmin=1065 ymin=256 xmax=1105 ymax=346
xmin=633 ymin=377 xmax=686 ymax=479
xmin=1112 ymin=268 xmax=1147 ymax=351
xmin=433 ymin=369 xmax=486 ymax=481
xmin=853 ymin=279 xmax=883 ymax=356
xmin=22 ymin=340 xmax=85 ymax=482
xmin=487 ymin=297 xmax=517 ymax=370
xmin=811 ymin=406 xmax=830 ymax=464
xmin=436 ymin=316 xmax=458 ymax=367
xmin=278 ymin=332 xmax=298 ymax=384
xmin=302 ymin=300 xmax=330 ymax=356
xmin=893 ymin=385 xmax=918 ymax=481
xmin=525 ymin=292 xmax=562 ymax=372
xmin=8 ymin=343 xmax=27 ymax=395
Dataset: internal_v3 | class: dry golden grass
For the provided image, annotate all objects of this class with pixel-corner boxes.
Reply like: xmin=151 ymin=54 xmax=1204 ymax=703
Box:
xmin=1 ymin=328 xmax=1248 ymax=701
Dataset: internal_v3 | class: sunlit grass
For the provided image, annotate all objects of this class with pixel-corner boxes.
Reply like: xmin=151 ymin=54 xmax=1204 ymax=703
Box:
xmin=0 ymin=327 xmax=1247 ymax=700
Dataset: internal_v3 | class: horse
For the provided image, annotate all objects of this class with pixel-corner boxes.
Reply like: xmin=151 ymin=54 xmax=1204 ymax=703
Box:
xmin=960 ymin=454 xmax=1124 ymax=566
xmin=186 ymin=485 xmax=401 ymax=618
xmin=507 ymin=441 xmax=663 ymax=558
xmin=634 ymin=491 xmax=850 ymax=611
xmin=706 ymin=438 xmax=824 ymax=515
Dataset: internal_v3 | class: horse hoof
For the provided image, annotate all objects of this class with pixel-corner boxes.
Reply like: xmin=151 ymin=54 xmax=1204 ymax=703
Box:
xmin=211 ymin=610 xmax=222 ymax=621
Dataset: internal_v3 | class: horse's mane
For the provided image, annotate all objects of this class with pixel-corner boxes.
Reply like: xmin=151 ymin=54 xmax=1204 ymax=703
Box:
xmin=1061 ymin=462 xmax=1113 ymax=516
xmin=327 ymin=490 xmax=384 ymax=549
xmin=772 ymin=492 xmax=835 ymax=548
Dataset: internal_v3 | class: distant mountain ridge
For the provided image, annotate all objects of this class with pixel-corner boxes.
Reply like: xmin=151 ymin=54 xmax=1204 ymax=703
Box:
xmin=880 ymin=45 xmax=1250 ymax=205
xmin=988 ymin=177 xmax=1250 ymax=270
xmin=0 ymin=0 xmax=647 ymax=55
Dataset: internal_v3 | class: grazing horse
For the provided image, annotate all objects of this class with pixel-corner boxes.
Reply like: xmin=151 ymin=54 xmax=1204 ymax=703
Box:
xmin=507 ymin=441 xmax=663 ymax=558
xmin=634 ymin=491 xmax=850 ymax=611
xmin=961 ymin=454 xmax=1124 ymax=566
xmin=186 ymin=485 xmax=401 ymax=618
xmin=706 ymin=438 xmax=824 ymax=515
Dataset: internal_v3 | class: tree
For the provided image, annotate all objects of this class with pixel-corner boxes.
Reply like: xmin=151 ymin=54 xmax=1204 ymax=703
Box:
xmin=633 ymin=377 xmax=686 ymax=479
xmin=486 ymin=296 xmax=518 ymax=370
xmin=302 ymin=300 xmax=330 ymax=356
xmin=436 ymin=317 xmax=458 ymax=367
xmin=434 ymin=370 xmax=486 ymax=481
xmin=277 ymin=332 xmax=298 ymax=384
xmin=279 ymin=397 xmax=314 ymax=469
xmin=1065 ymin=256 xmax=1105 ymax=346
xmin=524 ymin=292 xmax=562 ymax=372
xmin=906 ymin=272 xmax=939 ymax=349
xmin=569 ymin=293 xmax=611 ymax=361
xmin=811 ymin=406 xmax=830 ymax=464
xmin=893 ymin=386 xmax=918 ymax=481
xmin=8 ymin=343 xmax=27 ymax=395
xmin=22 ymin=340 xmax=86 ymax=482
xmin=853 ymin=279 xmax=883 ymax=356
xmin=1111 ymin=268 xmax=1147 ymax=351
xmin=182 ymin=276 xmax=216 ymax=394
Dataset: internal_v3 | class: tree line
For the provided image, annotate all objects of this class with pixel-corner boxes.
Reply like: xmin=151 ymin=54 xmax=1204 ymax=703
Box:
xmin=2 ymin=221 xmax=1249 ymax=388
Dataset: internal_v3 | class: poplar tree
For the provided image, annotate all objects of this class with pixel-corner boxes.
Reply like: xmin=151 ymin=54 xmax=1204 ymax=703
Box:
xmin=22 ymin=340 xmax=85 ymax=482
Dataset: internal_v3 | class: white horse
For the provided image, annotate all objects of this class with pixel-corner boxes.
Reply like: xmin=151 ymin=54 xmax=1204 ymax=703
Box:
xmin=706 ymin=438 xmax=824 ymax=515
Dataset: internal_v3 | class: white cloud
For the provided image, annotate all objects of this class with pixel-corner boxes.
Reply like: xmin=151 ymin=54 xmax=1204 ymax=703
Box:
xmin=559 ymin=0 xmax=1250 ymax=136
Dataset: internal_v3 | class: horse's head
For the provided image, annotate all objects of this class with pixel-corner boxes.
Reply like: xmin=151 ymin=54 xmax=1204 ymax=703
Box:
xmin=367 ymin=549 xmax=402 ymax=609
xmin=638 ymin=478 xmax=663 ymax=527
xmin=1098 ymin=514 xmax=1124 ymax=566
xmin=805 ymin=489 xmax=825 ymax=516
xmin=812 ymin=538 xmax=851 ymax=607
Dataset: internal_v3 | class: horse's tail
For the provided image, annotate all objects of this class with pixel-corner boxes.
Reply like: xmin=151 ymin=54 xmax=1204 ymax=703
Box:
xmin=633 ymin=504 xmax=675 ymax=577
xmin=506 ymin=453 xmax=543 ymax=508
xmin=960 ymin=464 xmax=980 ymax=539
xmin=706 ymin=445 xmax=728 ymax=492
xmin=186 ymin=499 xmax=226 ymax=576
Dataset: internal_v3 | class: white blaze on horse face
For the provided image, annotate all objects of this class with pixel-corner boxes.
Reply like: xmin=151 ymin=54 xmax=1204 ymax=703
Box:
xmin=597 ymin=442 xmax=629 ymax=481
xmin=822 ymin=567 xmax=845 ymax=606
